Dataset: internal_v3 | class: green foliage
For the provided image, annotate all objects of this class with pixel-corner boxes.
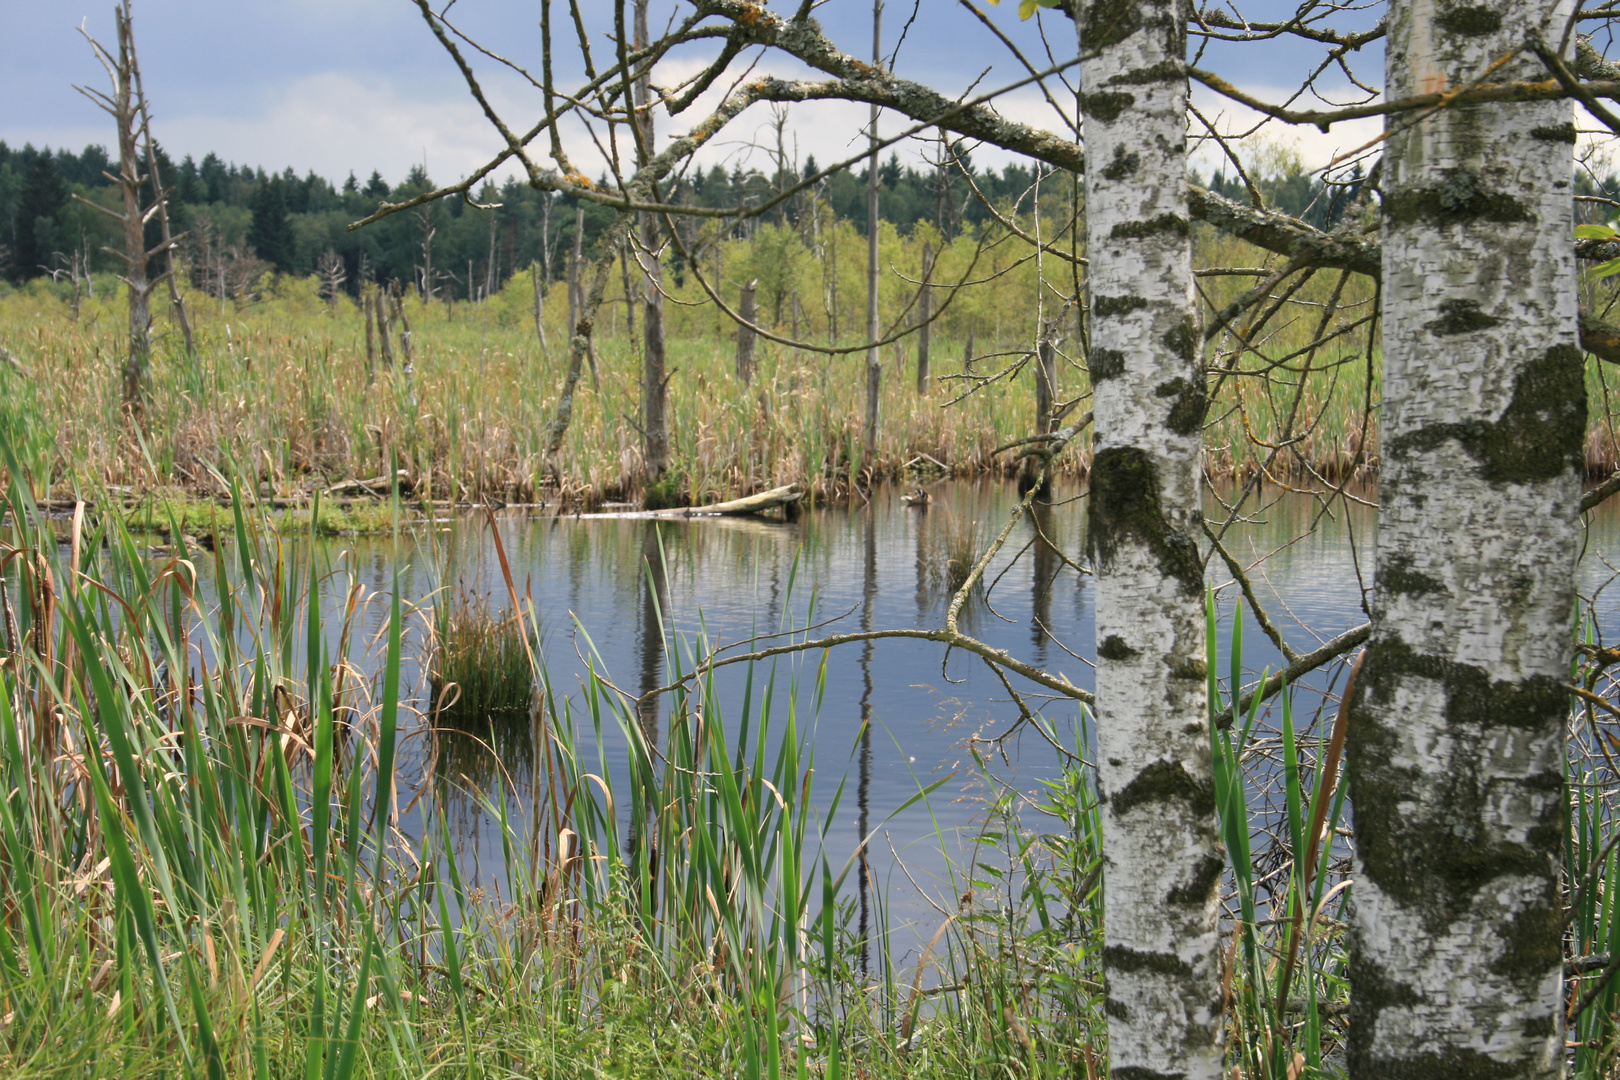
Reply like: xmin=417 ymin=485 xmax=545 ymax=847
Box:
xmin=431 ymin=584 xmax=534 ymax=718
xmin=1207 ymin=595 xmax=1352 ymax=1076
xmin=642 ymin=473 xmax=690 ymax=511
xmin=0 ymin=440 xmax=1612 ymax=1075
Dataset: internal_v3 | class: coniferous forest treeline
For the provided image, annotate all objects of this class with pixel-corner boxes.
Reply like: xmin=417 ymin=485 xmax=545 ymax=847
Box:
xmin=0 ymin=137 xmax=1385 ymax=298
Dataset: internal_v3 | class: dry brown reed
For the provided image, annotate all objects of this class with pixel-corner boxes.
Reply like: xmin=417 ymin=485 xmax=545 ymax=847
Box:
xmin=12 ymin=220 xmax=1615 ymax=507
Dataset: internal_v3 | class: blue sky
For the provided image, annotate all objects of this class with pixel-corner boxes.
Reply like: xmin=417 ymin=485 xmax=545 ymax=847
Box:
xmin=0 ymin=1 xmax=1386 ymax=187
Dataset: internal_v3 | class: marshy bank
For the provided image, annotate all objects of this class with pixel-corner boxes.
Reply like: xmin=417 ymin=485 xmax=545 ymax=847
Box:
xmin=1 ymin=463 xmax=1619 ymax=1075
xmin=0 ymin=256 xmax=1406 ymax=511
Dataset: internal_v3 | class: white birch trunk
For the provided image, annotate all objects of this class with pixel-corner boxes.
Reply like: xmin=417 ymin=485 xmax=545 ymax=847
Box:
xmin=1347 ymin=2 xmax=1580 ymax=1075
xmin=1079 ymin=1 xmax=1221 ymax=1076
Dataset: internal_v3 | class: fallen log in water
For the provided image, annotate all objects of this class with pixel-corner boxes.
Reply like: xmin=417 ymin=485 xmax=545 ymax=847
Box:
xmin=327 ymin=470 xmax=411 ymax=496
xmin=577 ymin=483 xmax=804 ymax=520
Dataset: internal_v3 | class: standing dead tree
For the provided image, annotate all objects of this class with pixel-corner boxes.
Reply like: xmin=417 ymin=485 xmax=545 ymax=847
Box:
xmin=129 ymin=27 xmax=192 ymax=361
xmin=73 ymin=0 xmax=178 ymax=413
xmin=864 ymin=2 xmax=885 ymax=456
xmin=735 ymin=280 xmax=758 ymax=386
xmin=317 ymin=250 xmax=346 ymax=308
xmin=632 ymin=0 xmax=670 ymax=483
xmin=915 ymin=240 xmax=932 ymax=395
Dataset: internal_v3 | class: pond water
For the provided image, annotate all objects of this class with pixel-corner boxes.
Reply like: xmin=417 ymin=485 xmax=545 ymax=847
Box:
xmin=182 ymin=478 xmax=1620 ymax=963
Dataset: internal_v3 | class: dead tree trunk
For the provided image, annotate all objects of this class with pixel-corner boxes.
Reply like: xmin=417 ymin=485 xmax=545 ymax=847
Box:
xmin=532 ymin=259 xmax=550 ymax=359
xmin=376 ymin=287 xmax=395 ymax=370
xmin=1020 ymin=321 xmax=1058 ymax=496
xmin=364 ymin=284 xmax=377 ymax=385
xmin=736 ymin=280 xmax=758 ymax=385
xmin=916 ymin=241 xmax=932 ymax=395
xmin=634 ymin=0 xmax=669 ymax=483
xmin=618 ymin=244 xmax=638 ymax=349
xmin=75 ymin=2 xmax=157 ymax=414
xmin=863 ymin=1 xmax=884 ymax=456
xmin=392 ymin=283 xmax=413 ymax=366
xmin=131 ymin=46 xmax=192 ymax=361
xmin=567 ymin=204 xmax=584 ymax=339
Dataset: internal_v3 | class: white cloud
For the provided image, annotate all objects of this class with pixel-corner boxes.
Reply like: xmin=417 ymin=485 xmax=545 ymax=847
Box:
xmin=157 ymin=73 xmax=510 ymax=185
xmin=9 ymin=55 xmax=1388 ymax=194
xmin=1189 ymin=84 xmax=1385 ymax=178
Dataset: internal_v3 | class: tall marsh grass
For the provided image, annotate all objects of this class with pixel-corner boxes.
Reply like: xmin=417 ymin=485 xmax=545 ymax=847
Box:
xmin=33 ymin=220 xmax=1620 ymax=509
xmin=0 ymin=445 xmax=1614 ymax=1077
xmin=431 ymin=582 xmax=535 ymax=719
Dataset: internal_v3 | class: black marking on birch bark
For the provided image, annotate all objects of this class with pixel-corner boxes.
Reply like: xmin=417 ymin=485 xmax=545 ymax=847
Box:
xmin=1110 ymin=214 xmax=1190 ymax=240
xmin=1490 ymin=899 xmax=1563 ymax=983
xmin=1166 ymin=852 xmax=1223 ymax=905
xmin=1094 ymin=294 xmax=1148 ymax=318
xmin=1110 ymin=760 xmax=1215 ymax=817
xmin=1426 ymin=299 xmax=1502 ymax=336
xmin=1385 ymin=169 xmax=1532 ymax=227
xmin=1090 ymin=348 xmax=1126 ymax=381
xmin=1530 ymin=122 xmax=1577 ymax=143
xmin=1345 ymin=959 xmax=1552 ymax=1080
xmin=1155 ymin=377 xmax=1208 ymax=436
xmin=1347 ymin=1043 xmax=1547 ymax=1080
xmin=1088 ymin=447 xmax=1203 ymax=592
xmin=1081 ymin=0 xmax=1143 ymax=50
xmin=1109 ymin=58 xmax=1184 ymax=85
xmin=1345 ymin=956 xmax=1421 ymax=1075
xmin=1083 ymin=91 xmax=1136 ymax=123
xmin=1101 ymin=147 xmax=1141 ymax=180
xmin=1168 ymin=658 xmax=1207 ymax=680
xmin=1347 ymin=639 xmax=1565 ymax=932
xmin=1435 ymin=5 xmax=1503 ymax=36
xmin=1098 ymin=634 xmax=1138 ymax=660
xmin=1162 ymin=318 xmax=1198 ymax=364
xmin=1379 ymin=554 xmax=1444 ymax=596
xmin=1102 ymin=944 xmax=1194 ymax=977
xmin=1385 ymin=344 xmax=1585 ymax=484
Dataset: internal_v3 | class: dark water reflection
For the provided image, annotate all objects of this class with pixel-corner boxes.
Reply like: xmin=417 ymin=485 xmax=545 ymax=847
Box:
xmin=193 ymin=480 xmax=1620 ymax=951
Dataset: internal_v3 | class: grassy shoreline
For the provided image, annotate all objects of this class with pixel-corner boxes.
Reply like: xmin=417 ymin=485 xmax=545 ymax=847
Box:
xmin=0 ymin=235 xmax=1401 ymax=511
xmin=0 ymin=458 xmax=1616 ymax=1076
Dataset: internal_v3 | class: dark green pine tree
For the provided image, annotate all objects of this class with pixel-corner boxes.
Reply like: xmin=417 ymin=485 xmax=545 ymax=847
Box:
xmin=364 ymin=171 xmax=389 ymax=198
xmin=199 ymin=152 xmax=229 ymax=203
xmin=247 ymin=177 xmax=295 ymax=274
xmin=15 ymin=150 xmax=67 ymax=280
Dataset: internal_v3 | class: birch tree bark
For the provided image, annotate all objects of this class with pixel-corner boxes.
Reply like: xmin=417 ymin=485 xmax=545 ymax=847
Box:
xmin=1079 ymin=0 xmax=1222 ymax=1074
xmin=1346 ymin=2 xmax=1580 ymax=1075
